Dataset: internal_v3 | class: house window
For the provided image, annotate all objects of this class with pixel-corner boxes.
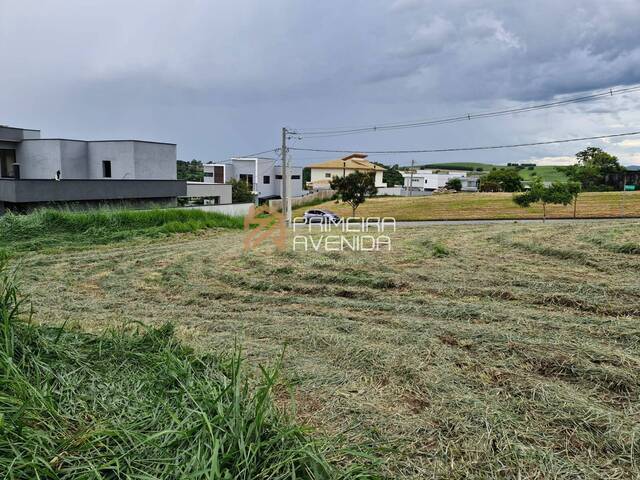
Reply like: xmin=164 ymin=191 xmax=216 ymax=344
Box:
xmin=263 ymin=175 xmax=270 ymax=184
xmin=204 ymin=172 xmax=213 ymax=177
xmin=239 ymin=174 xmax=254 ymax=186
xmin=102 ymin=160 xmax=112 ymax=178
xmin=292 ymin=175 xmax=300 ymax=179
xmin=0 ymin=149 xmax=16 ymax=178
xmin=276 ymin=175 xmax=283 ymax=180
xmin=325 ymin=173 xmax=331 ymax=178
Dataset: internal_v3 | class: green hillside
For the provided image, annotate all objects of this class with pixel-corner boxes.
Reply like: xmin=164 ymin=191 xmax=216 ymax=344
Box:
xmin=417 ymin=162 xmax=493 ymax=171
xmin=411 ymin=162 xmax=568 ymax=182
xmin=518 ymin=165 xmax=568 ymax=182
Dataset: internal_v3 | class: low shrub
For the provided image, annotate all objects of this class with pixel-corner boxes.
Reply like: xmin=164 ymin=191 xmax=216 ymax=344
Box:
xmin=421 ymin=239 xmax=450 ymax=257
xmin=0 ymin=208 xmax=244 ymax=252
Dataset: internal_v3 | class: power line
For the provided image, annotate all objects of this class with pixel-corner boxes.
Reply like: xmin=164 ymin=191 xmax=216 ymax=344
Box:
xmin=287 ymin=130 xmax=640 ymax=155
xmin=293 ymin=85 xmax=640 ymax=137
xmin=233 ymin=148 xmax=278 ymax=158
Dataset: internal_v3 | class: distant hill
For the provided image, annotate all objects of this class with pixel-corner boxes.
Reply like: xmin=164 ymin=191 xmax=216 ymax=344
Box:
xmin=416 ymin=162 xmax=494 ymax=171
xmin=402 ymin=161 xmax=568 ymax=183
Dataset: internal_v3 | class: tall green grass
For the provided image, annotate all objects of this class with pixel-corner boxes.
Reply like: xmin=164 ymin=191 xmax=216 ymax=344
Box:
xmin=292 ymin=194 xmax=338 ymax=212
xmin=0 ymin=208 xmax=244 ymax=252
xmin=0 ymin=260 xmax=370 ymax=479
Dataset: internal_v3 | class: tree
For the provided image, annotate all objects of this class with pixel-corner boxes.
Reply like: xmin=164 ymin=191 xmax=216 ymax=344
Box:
xmin=567 ymin=181 xmax=582 ymax=218
xmin=513 ymin=179 xmax=573 ymax=222
xmin=230 ymin=178 xmax=255 ymax=203
xmin=177 ymin=159 xmax=204 ymax=182
xmin=480 ymin=168 xmax=523 ymax=192
xmin=377 ymin=163 xmax=404 ymax=187
xmin=330 ymin=171 xmax=377 ymax=217
xmin=445 ymin=178 xmax=462 ymax=191
xmin=561 ymin=147 xmax=623 ymax=190
xmin=479 ymin=180 xmax=501 ymax=192
xmin=302 ymin=167 xmax=311 ymax=187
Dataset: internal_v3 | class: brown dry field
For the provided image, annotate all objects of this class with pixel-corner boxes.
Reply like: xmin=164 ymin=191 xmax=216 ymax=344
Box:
xmin=293 ymin=191 xmax=640 ymax=221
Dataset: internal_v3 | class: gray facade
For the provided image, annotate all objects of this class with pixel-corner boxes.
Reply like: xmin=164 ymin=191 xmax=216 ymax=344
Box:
xmin=0 ymin=125 xmax=183 ymax=213
xmin=14 ymin=139 xmax=177 ymax=180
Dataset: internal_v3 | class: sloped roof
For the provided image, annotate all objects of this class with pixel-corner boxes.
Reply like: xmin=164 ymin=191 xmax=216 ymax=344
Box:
xmin=307 ymin=153 xmax=386 ymax=171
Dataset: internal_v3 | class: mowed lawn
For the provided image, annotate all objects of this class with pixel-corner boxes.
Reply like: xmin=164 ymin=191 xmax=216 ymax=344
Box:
xmin=17 ymin=221 xmax=640 ymax=478
xmin=294 ymin=191 xmax=640 ymax=221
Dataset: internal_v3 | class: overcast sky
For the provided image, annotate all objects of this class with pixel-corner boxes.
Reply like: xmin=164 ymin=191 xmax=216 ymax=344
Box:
xmin=2 ymin=0 xmax=640 ymax=167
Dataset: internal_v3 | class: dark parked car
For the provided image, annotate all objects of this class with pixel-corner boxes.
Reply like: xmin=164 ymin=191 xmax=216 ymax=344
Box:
xmin=302 ymin=209 xmax=341 ymax=224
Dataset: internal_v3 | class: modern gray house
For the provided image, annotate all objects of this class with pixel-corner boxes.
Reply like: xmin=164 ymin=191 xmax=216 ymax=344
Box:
xmin=0 ymin=125 xmax=186 ymax=213
xmin=204 ymin=157 xmax=303 ymax=202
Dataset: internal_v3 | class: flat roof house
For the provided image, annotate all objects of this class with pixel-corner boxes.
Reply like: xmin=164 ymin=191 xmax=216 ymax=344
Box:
xmin=204 ymin=157 xmax=304 ymax=202
xmin=307 ymin=153 xmax=386 ymax=190
xmin=0 ymin=125 xmax=186 ymax=214
xmin=401 ymin=169 xmax=479 ymax=192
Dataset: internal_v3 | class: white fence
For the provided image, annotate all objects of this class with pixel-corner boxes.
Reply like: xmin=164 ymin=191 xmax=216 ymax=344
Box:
xmin=268 ymin=189 xmax=335 ymax=210
xmin=377 ymin=187 xmax=403 ymax=196
xmin=377 ymin=187 xmax=432 ymax=197
xmin=180 ymin=203 xmax=253 ymax=217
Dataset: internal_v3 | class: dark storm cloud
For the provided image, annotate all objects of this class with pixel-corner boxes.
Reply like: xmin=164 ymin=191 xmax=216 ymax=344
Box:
xmin=368 ymin=0 xmax=640 ymax=101
xmin=1 ymin=0 xmax=639 ymax=165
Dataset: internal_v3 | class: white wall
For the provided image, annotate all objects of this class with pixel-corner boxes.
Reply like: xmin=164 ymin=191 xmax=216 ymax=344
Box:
xmin=221 ymin=158 xmax=304 ymax=199
xmin=403 ymin=172 xmax=468 ymax=190
xmin=377 ymin=187 xmax=403 ymax=196
xmin=185 ymin=182 xmax=232 ymax=204
xmin=274 ymin=165 xmax=304 ymax=198
xmin=268 ymin=187 xmax=333 ymax=209
xmin=203 ymin=164 xmax=227 ymax=184
xmin=310 ymin=167 xmax=385 ymax=187
xmin=181 ymin=202 xmax=253 ymax=216
xmin=256 ymin=158 xmax=278 ymax=198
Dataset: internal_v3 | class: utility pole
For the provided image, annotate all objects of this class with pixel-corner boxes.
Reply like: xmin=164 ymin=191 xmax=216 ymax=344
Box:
xmin=621 ymin=172 xmax=626 ymax=218
xmin=281 ymin=127 xmax=289 ymax=224
xmin=408 ymin=159 xmax=415 ymax=197
xmin=280 ymin=127 xmax=293 ymax=225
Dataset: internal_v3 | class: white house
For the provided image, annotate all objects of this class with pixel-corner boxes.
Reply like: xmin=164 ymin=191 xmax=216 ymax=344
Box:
xmin=307 ymin=153 xmax=386 ymax=190
xmin=204 ymin=157 xmax=303 ymax=201
xmin=402 ymin=169 xmax=479 ymax=192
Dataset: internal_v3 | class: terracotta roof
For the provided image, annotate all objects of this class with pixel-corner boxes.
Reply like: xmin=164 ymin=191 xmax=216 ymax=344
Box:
xmin=307 ymin=153 xmax=386 ymax=171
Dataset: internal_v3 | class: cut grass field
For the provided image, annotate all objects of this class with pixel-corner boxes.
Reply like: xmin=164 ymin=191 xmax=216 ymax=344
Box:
xmin=13 ymin=219 xmax=640 ymax=478
xmin=0 ymin=261 xmax=372 ymax=479
xmin=293 ymin=191 xmax=640 ymax=221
